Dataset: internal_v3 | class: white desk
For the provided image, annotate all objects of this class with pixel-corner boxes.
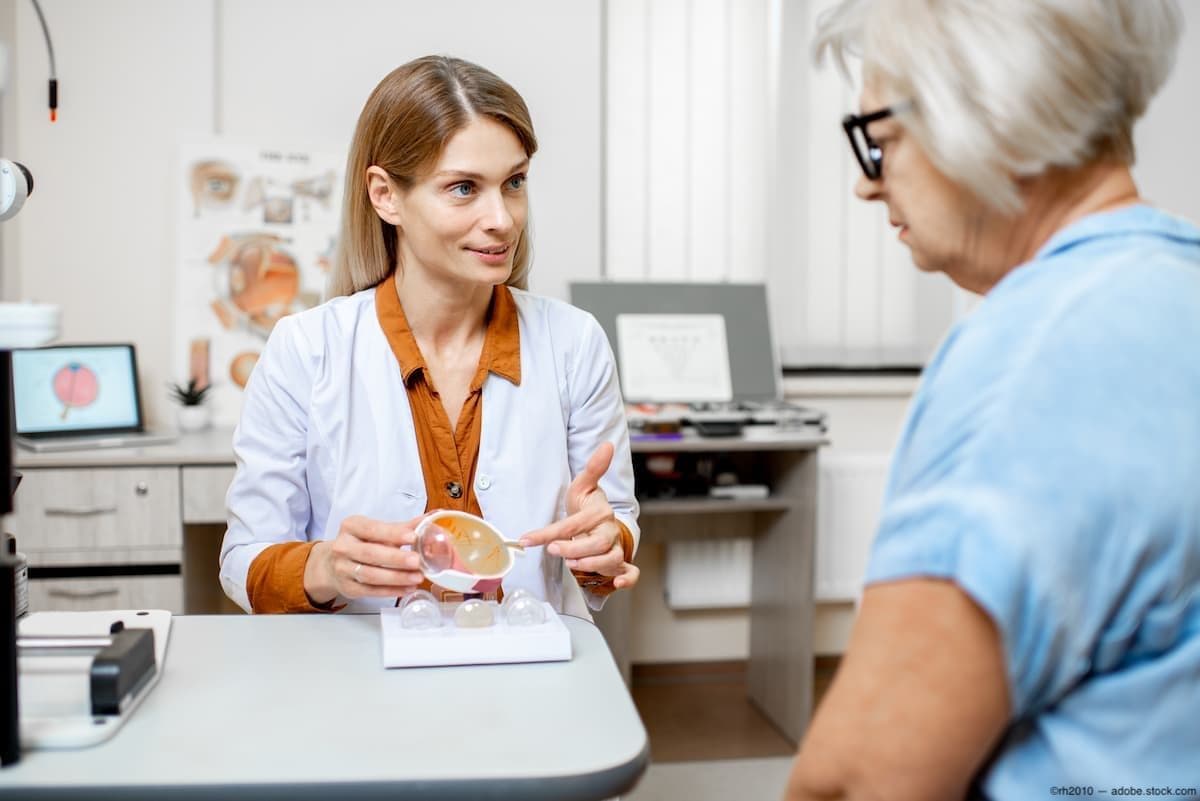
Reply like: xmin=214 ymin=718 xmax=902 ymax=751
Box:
xmin=610 ymin=428 xmax=826 ymax=743
xmin=15 ymin=428 xmax=242 ymax=470
xmin=15 ymin=425 xmax=827 ymax=742
xmin=0 ymin=614 xmax=648 ymax=800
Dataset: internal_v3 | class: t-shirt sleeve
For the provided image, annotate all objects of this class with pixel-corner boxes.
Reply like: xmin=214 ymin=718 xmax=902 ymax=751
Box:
xmin=867 ymin=480 xmax=1092 ymax=717
xmin=864 ymin=323 xmax=1149 ymax=718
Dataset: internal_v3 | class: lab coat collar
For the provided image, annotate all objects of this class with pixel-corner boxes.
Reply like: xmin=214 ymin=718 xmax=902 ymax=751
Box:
xmin=374 ymin=274 xmax=522 ymax=387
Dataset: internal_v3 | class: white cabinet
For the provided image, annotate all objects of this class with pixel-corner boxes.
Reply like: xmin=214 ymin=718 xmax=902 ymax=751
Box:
xmin=27 ymin=574 xmax=184 ymax=614
xmin=12 ymin=467 xmax=182 ymax=566
xmin=13 ymin=466 xmax=185 ymax=614
xmin=181 ymin=466 xmax=237 ymax=524
xmin=12 ymin=429 xmax=241 ymax=615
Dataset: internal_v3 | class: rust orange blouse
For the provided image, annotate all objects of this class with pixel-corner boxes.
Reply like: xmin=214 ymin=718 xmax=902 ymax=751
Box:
xmin=245 ymin=275 xmax=633 ymax=613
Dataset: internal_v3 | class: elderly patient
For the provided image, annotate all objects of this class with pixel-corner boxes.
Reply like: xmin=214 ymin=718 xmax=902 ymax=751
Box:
xmin=787 ymin=2 xmax=1199 ymax=800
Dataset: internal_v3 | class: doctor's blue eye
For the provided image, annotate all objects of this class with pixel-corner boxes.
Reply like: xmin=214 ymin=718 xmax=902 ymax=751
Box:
xmin=449 ymin=182 xmax=474 ymax=198
xmin=506 ymin=174 xmax=527 ymax=191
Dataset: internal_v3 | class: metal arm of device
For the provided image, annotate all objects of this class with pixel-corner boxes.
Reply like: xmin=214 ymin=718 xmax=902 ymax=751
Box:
xmin=1 ymin=160 xmax=60 ymax=767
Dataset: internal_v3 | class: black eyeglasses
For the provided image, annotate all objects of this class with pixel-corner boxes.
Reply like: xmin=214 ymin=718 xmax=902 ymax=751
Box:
xmin=841 ymin=106 xmax=899 ymax=181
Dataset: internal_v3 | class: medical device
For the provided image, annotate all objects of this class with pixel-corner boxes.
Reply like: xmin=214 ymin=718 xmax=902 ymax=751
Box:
xmin=0 ymin=159 xmax=32 ymax=222
xmin=0 ymin=159 xmax=62 ymax=768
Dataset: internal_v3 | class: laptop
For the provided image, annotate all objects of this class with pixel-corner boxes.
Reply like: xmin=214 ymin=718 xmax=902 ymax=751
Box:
xmin=12 ymin=343 xmax=177 ymax=452
xmin=569 ymin=281 xmax=784 ymax=404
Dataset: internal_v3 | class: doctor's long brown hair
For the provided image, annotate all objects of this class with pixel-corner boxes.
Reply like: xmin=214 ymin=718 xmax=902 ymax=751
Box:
xmin=328 ymin=56 xmax=538 ymax=298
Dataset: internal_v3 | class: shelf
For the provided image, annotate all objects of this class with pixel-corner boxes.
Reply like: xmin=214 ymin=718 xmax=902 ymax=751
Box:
xmin=638 ymin=497 xmax=794 ymax=515
xmin=631 ymin=428 xmax=826 ymax=453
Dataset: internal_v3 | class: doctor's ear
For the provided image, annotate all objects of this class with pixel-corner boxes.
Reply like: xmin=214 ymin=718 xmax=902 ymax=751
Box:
xmin=365 ymin=166 xmax=403 ymax=225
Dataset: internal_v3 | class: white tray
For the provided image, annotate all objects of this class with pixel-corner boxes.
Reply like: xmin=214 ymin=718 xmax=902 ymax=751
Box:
xmin=17 ymin=609 xmax=172 ymax=749
xmin=380 ymin=602 xmax=571 ymax=668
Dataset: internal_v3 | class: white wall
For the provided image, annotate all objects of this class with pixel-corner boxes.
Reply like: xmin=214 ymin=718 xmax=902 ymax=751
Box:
xmin=1133 ymin=4 xmax=1200 ymax=223
xmin=605 ymin=0 xmax=956 ymax=369
xmin=7 ymin=0 xmax=215 ymax=428
xmin=620 ymin=3 xmax=1200 ymax=660
xmin=4 ymin=1 xmax=1198 ymax=660
xmin=7 ymin=0 xmax=1196 ymax=424
xmin=604 ymin=0 xmax=1200 ymax=371
xmin=3 ymin=0 xmax=602 ymax=426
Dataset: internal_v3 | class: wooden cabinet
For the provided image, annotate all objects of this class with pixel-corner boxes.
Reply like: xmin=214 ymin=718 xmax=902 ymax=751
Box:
xmin=12 ymin=467 xmax=185 ymax=614
xmin=12 ymin=467 xmax=182 ymax=566
xmin=27 ymin=574 xmax=184 ymax=614
xmin=13 ymin=430 xmax=240 ymax=615
xmin=181 ymin=466 xmax=237 ymax=524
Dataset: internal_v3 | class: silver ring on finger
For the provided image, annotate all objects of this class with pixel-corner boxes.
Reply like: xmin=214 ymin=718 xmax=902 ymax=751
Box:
xmin=353 ymin=561 xmax=363 ymax=582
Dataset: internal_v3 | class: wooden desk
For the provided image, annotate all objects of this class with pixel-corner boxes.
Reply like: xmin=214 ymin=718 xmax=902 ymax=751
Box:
xmin=0 ymin=614 xmax=647 ymax=800
xmin=15 ymin=426 xmax=826 ymax=742
xmin=14 ymin=430 xmax=239 ymax=614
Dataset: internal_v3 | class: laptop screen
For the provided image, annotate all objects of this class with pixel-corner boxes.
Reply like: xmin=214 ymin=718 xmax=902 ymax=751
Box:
xmin=569 ymin=282 xmax=782 ymax=403
xmin=12 ymin=344 xmax=144 ymax=437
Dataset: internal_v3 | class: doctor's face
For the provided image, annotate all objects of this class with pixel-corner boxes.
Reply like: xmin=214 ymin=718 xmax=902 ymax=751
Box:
xmin=393 ymin=116 xmax=530 ymax=288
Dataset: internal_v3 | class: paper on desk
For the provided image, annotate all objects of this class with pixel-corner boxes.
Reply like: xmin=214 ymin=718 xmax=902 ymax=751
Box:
xmin=616 ymin=313 xmax=733 ymax=402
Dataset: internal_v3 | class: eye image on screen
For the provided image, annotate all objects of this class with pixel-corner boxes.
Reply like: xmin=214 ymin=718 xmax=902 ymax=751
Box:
xmin=12 ymin=346 xmax=141 ymax=435
xmin=53 ymin=362 xmax=101 ymax=420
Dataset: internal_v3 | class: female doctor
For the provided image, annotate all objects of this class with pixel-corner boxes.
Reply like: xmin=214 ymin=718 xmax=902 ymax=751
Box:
xmin=219 ymin=55 xmax=640 ymax=615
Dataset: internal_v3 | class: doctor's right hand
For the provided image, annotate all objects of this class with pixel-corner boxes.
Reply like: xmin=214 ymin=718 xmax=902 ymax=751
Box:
xmin=303 ymin=514 xmax=426 ymax=605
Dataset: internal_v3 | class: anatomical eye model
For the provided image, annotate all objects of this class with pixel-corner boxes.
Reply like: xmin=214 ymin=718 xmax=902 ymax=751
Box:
xmin=415 ymin=511 xmax=523 ymax=595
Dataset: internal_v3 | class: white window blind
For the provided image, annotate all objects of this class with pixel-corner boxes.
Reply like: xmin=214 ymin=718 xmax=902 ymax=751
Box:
xmin=604 ymin=0 xmax=956 ymax=368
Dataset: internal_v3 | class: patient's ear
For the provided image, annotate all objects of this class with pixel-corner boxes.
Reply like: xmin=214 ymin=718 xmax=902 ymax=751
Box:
xmin=366 ymin=166 xmax=403 ymax=225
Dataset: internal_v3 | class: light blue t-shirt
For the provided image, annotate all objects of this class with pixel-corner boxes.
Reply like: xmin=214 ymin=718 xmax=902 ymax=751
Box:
xmin=868 ymin=205 xmax=1200 ymax=798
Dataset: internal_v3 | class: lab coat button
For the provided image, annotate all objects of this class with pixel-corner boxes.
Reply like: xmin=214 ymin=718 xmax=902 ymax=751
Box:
xmin=445 ymin=481 xmax=463 ymax=499
xmin=477 ymin=475 xmax=492 ymax=491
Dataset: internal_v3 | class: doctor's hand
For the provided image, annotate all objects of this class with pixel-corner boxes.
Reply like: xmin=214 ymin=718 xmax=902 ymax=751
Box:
xmin=519 ymin=442 xmax=640 ymax=591
xmin=304 ymin=515 xmax=426 ymax=606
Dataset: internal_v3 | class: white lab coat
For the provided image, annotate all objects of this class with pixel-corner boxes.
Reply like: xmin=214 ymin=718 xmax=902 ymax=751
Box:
xmin=219 ymin=286 xmax=640 ymax=617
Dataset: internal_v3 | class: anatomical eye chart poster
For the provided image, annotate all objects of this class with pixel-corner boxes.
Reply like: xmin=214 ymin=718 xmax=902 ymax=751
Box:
xmin=174 ymin=137 xmax=344 ymax=425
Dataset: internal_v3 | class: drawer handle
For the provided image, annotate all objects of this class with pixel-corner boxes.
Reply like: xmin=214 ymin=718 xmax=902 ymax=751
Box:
xmin=44 ymin=506 xmax=118 ymax=517
xmin=47 ymin=587 xmax=120 ymax=600
xmin=135 ymin=482 xmax=149 ymax=496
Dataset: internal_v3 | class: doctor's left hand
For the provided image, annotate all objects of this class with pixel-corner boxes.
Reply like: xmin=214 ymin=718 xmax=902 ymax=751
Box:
xmin=304 ymin=514 xmax=426 ymax=605
xmin=519 ymin=442 xmax=640 ymax=590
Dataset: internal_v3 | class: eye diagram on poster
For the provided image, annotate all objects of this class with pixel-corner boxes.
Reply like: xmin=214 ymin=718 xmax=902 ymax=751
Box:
xmin=174 ymin=138 xmax=343 ymax=425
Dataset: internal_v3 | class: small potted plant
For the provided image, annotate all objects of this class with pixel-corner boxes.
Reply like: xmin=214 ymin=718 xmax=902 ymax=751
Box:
xmin=169 ymin=378 xmax=212 ymax=433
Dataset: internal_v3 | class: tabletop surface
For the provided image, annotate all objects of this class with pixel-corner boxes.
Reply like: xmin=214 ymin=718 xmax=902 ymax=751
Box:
xmin=1 ymin=614 xmax=649 ymax=801
xmin=14 ymin=424 xmax=825 ymax=469
xmin=14 ymin=427 xmax=240 ymax=468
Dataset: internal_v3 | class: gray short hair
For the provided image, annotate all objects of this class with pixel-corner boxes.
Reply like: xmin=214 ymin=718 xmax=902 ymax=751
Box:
xmin=813 ymin=0 xmax=1183 ymax=212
